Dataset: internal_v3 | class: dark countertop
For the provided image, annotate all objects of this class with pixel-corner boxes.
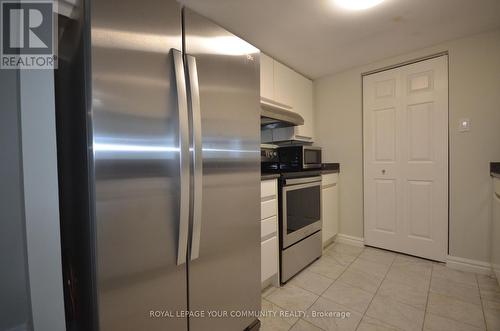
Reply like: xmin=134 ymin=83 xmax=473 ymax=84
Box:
xmin=261 ymin=163 xmax=340 ymax=180
xmin=261 ymin=173 xmax=280 ymax=180
xmin=321 ymin=163 xmax=340 ymax=174
xmin=492 ymin=162 xmax=500 ymax=178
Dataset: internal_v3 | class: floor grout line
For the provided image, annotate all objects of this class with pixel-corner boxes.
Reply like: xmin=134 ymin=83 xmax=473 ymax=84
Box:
xmin=354 ymin=251 xmax=397 ymax=331
xmin=264 ymin=243 xmax=490 ymax=331
xmin=286 ymin=243 xmax=364 ymax=331
xmin=476 ymin=274 xmax=489 ymax=331
xmin=420 ymin=262 xmax=434 ymax=331
xmin=419 ymin=266 xmax=491 ymax=330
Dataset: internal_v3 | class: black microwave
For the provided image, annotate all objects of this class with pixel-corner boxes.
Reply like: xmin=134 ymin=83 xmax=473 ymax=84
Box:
xmin=278 ymin=146 xmax=322 ymax=171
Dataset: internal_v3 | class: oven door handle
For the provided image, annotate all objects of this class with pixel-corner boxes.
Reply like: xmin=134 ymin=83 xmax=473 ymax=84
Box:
xmin=285 ymin=176 xmax=322 ymax=186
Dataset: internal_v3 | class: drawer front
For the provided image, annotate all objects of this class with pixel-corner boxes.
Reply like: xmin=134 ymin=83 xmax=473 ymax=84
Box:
xmin=261 ymin=216 xmax=277 ymax=239
xmin=322 ymin=173 xmax=338 ymax=187
xmin=281 ymin=231 xmax=322 ymax=283
xmin=261 ymin=179 xmax=277 ymax=199
xmin=261 ymin=236 xmax=278 ymax=282
xmin=261 ymin=199 xmax=277 ymax=220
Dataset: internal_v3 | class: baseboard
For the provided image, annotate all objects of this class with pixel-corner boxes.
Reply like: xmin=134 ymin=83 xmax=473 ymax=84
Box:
xmin=493 ymin=264 xmax=500 ymax=285
xmin=446 ymin=255 xmax=492 ymax=275
xmin=335 ymin=233 xmax=365 ymax=247
xmin=330 ymin=237 xmax=492 ymax=275
xmin=322 ymin=234 xmax=337 ymax=248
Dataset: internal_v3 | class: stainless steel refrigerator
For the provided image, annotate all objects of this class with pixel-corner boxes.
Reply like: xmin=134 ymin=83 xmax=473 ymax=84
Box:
xmin=55 ymin=1 xmax=261 ymax=330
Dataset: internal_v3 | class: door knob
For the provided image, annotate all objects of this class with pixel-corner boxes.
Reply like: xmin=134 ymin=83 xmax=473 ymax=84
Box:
xmin=382 ymin=169 xmax=386 ymax=175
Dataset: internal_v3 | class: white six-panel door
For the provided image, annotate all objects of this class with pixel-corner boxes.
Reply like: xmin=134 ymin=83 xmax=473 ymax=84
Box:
xmin=363 ymin=56 xmax=448 ymax=261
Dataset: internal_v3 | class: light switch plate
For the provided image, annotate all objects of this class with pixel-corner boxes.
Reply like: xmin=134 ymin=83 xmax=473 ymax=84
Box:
xmin=458 ymin=118 xmax=471 ymax=132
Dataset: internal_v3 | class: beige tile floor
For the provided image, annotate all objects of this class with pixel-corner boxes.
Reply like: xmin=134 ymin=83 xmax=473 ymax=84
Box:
xmin=261 ymin=242 xmax=500 ymax=331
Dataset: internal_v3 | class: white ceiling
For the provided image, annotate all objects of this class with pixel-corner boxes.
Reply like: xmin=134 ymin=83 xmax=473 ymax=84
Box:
xmin=180 ymin=0 xmax=500 ymax=79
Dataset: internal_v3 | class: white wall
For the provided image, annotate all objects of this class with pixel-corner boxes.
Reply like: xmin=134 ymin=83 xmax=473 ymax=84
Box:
xmin=314 ymin=29 xmax=500 ymax=263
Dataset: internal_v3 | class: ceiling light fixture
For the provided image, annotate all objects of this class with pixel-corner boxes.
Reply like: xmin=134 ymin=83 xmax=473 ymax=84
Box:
xmin=334 ymin=0 xmax=385 ymax=10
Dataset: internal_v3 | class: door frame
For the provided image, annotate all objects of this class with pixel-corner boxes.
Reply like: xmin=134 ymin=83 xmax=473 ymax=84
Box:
xmin=361 ymin=52 xmax=450 ymax=260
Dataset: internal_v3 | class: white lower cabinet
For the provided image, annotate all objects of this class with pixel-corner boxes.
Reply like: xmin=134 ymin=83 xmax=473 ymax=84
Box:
xmin=260 ymin=179 xmax=279 ymax=288
xmin=322 ymin=173 xmax=339 ymax=246
xmin=261 ymin=199 xmax=277 ymax=220
xmin=261 ymin=216 xmax=277 ymax=238
xmin=261 ymin=236 xmax=278 ymax=282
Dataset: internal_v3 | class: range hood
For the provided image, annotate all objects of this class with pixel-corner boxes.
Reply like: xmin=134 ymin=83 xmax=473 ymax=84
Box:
xmin=261 ymin=97 xmax=304 ymax=129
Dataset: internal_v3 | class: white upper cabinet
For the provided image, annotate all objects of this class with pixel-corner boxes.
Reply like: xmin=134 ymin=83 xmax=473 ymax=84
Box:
xmin=260 ymin=53 xmax=315 ymax=142
xmin=292 ymin=74 xmax=314 ymax=141
xmin=260 ymin=53 xmax=274 ymax=101
xmin=273 ymin=60 xmax=295 ymax=107
xmin=272 ymin=68 xmax=314 ymax=142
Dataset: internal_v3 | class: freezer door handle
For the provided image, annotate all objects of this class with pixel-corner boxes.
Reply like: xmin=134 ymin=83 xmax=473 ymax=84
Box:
xmin=173 ymin=49 xmax=190 ymax=266
xmin=186 ymin=55 xmax=203 ymax=261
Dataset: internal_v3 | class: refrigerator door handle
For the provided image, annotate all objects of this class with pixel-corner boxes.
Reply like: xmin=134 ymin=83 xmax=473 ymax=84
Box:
xmin=172 ymin=49 xmax=190 ymax=266
xmin=186 ymin=55 xmax=203 ymax=261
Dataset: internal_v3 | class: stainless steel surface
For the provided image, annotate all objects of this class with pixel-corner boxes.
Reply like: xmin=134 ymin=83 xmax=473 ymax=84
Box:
xmin=173 ymin=49 xmax=191 ymax=266
xmin=183 ymin=7 xmax=261 ymax=331
xmin=302 ymin=146 xmax=322 ymax=169
xmin=281 ymin=231 xmax=322 ymax=283
xmin=282 ymin=180 xmax=322 ymax=248
xmin=285 ymin=176 xmax=322 ymax=186
xmin=261 ymin=97 xmax=304 ymax=129
xmin=186 ymin=55 xmax=203 ymax=261
xmin=278 ymin=145 xmax=322 ymax=171
xmin=90 ymin=0 xmax=187 ymax=329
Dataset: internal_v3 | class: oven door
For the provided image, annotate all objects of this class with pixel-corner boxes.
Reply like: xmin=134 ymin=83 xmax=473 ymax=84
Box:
xmin=282 ymin=176 xmax=322 ymax=248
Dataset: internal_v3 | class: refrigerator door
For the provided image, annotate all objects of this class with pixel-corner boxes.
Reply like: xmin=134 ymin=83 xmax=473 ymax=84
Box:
xmin=90 ymin=0 xmax=188 ymax=330
xmin=183 ymin=8 xmax=261 ymax=331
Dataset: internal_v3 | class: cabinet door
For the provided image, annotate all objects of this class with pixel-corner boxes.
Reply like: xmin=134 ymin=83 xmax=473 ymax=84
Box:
xmin=322 ymin=183 xmax=339 ymax=245
xmin=260 ymin=53 xmax=274 ymax=100
xmin=271 ymin=64 xmax=314 ymax=142
xmin=293 ymin=75 xmax=314 ymax=141
xmin=261 ymin=236 xmax=278 ymax=282
xmin=273 ymin=60 xmax=295 ymax=107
